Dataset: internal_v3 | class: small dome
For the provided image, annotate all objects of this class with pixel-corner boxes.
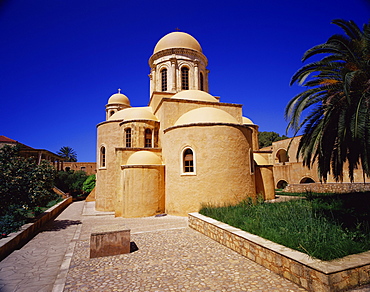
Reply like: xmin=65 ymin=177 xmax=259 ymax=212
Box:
xmin=109 ymin=107 xmax=158 ymax=121
xmin=242 ymin=117 xmax=254 ymax=125
xmin=154 ymin=32 xmax=202 ymax=54
xmin=126 ymin=151 xmax=162 ymax=165
xmin=172 ymin=90 xmax=218 ymax=102
xmin=108 ymin=91 xmax=130 ymax=106
xmin=174 ymin=107 xmax=238 ymax=126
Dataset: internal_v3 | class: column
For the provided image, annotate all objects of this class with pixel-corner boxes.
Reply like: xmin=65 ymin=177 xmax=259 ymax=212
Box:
xmin=194 ymin=60 xmax=199 ymax=90
xmin=170 ymin=57 xmax=177 ymax=92
xmin=206 ymin=69 xmax=210 ymax=92
xmin=37 ymin=152 xmax=42 ymax=165
xmin=150 ymin=67 xmax=156 ymax=94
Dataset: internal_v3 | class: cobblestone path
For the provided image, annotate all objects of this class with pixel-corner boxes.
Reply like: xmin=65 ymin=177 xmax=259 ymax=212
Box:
xmin=63 ymin=211 xmax=306 ymax=292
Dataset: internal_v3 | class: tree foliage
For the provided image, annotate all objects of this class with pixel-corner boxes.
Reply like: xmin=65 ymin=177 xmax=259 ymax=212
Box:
xmin=258 ymin=131 xmax=288 ymax=148
xmin=0 ymin=145 xmax=58 ymax=234
xmin=286 ymin=19 xmax=370 ymax=182
xmin=82 ymin=174 xmax=96 ymax=194
xmin=0 ymin=145 xmax=56 ymax=215
xmin=57 ymin=146 xmax=77 ymax=162
xmin=55 ymin=169 xmax=88 ymax=196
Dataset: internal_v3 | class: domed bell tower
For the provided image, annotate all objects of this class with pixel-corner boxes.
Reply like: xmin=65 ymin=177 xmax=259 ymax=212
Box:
xmin=105 ymin=89 xmax=131 ymax=120
xmin=148 ymin=31 xmax=209 ymax=97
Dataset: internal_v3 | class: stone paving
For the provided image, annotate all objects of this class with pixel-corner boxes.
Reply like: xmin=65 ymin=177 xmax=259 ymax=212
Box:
xmin=0 ymin=201 xmax=84 ymax=292
xmin=1 ymin=201 xmax=370 ymax=291
xmin=64 ymin=210 xmax=307 ymax=292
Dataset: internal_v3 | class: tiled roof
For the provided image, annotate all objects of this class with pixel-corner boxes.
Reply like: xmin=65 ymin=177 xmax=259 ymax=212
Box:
xmin=0 ymin=135 xmax=17 ymax=143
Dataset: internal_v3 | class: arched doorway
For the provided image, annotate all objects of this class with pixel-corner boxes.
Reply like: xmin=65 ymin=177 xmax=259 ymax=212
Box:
xmin=300 ymin=177 xmax=315 ymax=184
xmin=276 ymin=180 xmax=288 ymax=189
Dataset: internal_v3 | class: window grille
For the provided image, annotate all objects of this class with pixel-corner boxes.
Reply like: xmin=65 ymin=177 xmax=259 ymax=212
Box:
xmin=181 ymin=67 xmax=189 ymax=90
xmin=100 ymin=146 xmax=106 ymax=168
xmin=125 ymin=128 xmax=132 ymax=148
xmin=161 ymin=69 xmax=167 ymax=91
xmin=183 ymin=148 xmax=194 ymax=172
xmin=145 ymin=129 xmax=152 ymax=148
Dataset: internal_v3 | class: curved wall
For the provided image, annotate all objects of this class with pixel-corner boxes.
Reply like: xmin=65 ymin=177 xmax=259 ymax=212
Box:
xmin=95 ymin=121 xmax=121 ymax=211
xmin=163 ymin=124 xmax=255 ymax=216
xmin=119 ymin=165 xmax=165 ymax=218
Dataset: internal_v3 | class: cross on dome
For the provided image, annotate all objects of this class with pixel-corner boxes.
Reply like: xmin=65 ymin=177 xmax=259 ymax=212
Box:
xmin=118 ymin=88 xmax=121 ymax=94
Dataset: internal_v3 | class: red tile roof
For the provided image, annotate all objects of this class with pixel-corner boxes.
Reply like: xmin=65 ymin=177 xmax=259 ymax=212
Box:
xmin=0 ymin=135 xmax=17 ymax=143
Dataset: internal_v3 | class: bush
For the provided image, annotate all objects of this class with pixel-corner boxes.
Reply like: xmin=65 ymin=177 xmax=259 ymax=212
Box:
xmin=82 ymin=174 xmax=96 ymax=194
xmin=55 ymin=169 xmax=88 ymax=196
xmin=0 ymin=205 xmax=27 ymax=236
xmin=0 ymin=145 xmax=57 ymax=215
xmin=0 ymin=145 xmax=60 ymax=235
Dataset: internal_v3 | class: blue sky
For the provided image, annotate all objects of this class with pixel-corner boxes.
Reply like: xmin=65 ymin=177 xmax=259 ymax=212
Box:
xmin=1 ymin=0 xmax=369 ymax=162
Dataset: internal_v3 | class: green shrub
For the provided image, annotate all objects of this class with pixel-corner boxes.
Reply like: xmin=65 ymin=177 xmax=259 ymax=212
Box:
xmin=0 ymin=145 xmax=61 ymax=236
xmin=0 ymin=205 xmax=27 ymax=236
xmin=82 ymin=174 xmax=96 ymax=194
xmin=0 ymin=145 xmax=57 ymax=215
xmin=55 ymin=169 xmax=88 ymax=196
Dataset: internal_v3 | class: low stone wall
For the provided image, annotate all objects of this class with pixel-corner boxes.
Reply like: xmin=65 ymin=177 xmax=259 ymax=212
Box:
xmin=189 ymin=212 xmax=370 ymax=292
xmin=284 ymin=183 xmax=370 ymax=194
xmin=0 ymin=197 xmax=73 ymax=261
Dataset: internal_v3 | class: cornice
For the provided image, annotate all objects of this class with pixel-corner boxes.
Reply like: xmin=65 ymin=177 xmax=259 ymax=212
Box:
xmin=164 ymin=122 xmax=251 ymax=134
xmin=149 ymin=48 xmax=208 ymax=67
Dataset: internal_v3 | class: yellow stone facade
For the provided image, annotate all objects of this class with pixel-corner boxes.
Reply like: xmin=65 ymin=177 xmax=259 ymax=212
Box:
xmin=270 ymin=136 xmax=370 ymax=189
xmin=96 ymin=31 xmax=275 ymax=217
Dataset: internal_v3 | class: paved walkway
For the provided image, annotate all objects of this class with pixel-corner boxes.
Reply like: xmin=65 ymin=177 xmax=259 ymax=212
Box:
xmin=0 ymin=201 xmax=84 ymax=292
xmin=1 ymin=201 xmax=370 ymax=291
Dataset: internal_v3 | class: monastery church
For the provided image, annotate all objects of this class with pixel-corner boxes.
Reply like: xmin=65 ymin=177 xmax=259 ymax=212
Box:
xmin=95 ymin=31 xmax=275 ymax=217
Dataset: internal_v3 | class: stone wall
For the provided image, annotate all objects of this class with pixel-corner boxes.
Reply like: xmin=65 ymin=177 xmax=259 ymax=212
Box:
xmin=188 ymin=212 xmax=370 ymax=292
xmin=62 ymin=162 xmax=96 ymax=175
xmin=284 ymin=183 xmax=370 ymax=193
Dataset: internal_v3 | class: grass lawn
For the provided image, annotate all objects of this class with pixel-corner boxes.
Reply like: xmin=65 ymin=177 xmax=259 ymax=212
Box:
xmin=275 ymin=190 xmax=333 ymax=197
xmin=199 ymin=192 xmax=370 ymax=261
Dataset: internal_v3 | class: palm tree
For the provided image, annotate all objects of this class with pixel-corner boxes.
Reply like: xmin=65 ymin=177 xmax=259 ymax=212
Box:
xmin=285 ymin=19 xmax=370 ymax=182
xmin=57 ymin=146 xmax=77 ymax=162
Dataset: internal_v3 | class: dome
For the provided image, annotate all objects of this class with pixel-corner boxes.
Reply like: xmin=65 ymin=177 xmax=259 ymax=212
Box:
xmin=174 ymin=107 xmax=238 ymax=126
xmin=172 ymin=90 xmax=218 ymax=102
xmin=153 ymin=32 xmax=202 ymax=54
xmin=109 ymin=107 xmax=158 ymax=121
xmin=108 ymin=91 xmax=130 ymax=106
xmin=242 ymin=117 xmax=254 ymax=125
xmin=126 ymin=151 xmax=162 ymax=165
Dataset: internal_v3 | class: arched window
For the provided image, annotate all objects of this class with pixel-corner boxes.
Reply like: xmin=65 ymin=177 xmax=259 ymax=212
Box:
xmin=145 ymin=129 xmax=152 ymax=148
xmin=161 ymin=68 xmax=167 ymax=91
xmin=181 ymin=67 xmax=189 ymax=90
xmin=125 ymin=128 xmax=132 ymax=148
xmin=276 ymin=149 xmax=289 ymax=163
xmin=110 ymin=110 xmax=115 ymax=117
xmin=200 ymin=72 xmax=204 ymax=91
xmin=100 ymin=146 xmax=106 ymax=168
xmin=250 ymin=149 xmax=255 ymax=174
xmin=183 ymin=148 xmax=194 ymax=173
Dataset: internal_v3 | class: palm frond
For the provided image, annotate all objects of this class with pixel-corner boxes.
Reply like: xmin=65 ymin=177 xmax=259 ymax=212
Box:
xmin=331 ymin=19 xmax=362 ymax=41
xmin=286 ymin=19 xmax=370 ymax=181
